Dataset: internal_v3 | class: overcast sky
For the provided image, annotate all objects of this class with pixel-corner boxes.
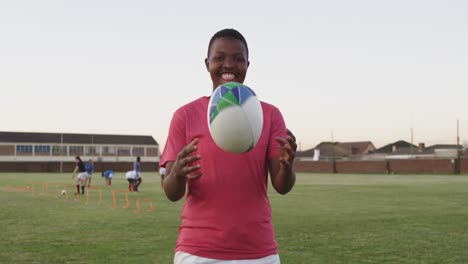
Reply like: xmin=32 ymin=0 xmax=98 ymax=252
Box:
xmin=1 ymin=0 xmax=467 ymax=151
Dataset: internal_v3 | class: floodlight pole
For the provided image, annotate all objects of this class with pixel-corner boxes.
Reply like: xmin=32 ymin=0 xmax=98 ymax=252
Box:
xmin=331 ymin=130 xmax=336 ymax=173
xmin=410 ymin=127 xmax=414 ymax=158
xmin=60 ymin=133 xmax=63 ymax=173
xmin=91 ymin=135 xmax=94 ymax=159
xmin=410 ymin=113 xmax=414 ymax=159
xmin=456 ymin=119 xmax=461 ymax=174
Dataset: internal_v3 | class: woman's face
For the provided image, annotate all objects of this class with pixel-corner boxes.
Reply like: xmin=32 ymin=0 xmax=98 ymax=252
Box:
xmin=205 ymin=37 xmax=249 ymax=90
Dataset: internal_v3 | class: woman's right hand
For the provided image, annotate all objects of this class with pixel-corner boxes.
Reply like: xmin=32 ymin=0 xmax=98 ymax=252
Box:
xmin=170 ymin=138 xmax=202 ymax=180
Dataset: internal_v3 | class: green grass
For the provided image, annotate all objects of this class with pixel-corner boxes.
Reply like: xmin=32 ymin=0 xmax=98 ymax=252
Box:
xmin=1 ymin=173 xmax=468 ymax=264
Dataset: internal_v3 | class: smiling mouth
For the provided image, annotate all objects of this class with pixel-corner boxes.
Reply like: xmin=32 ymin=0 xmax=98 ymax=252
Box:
xmin=221 ymin=73 xmax=235 ymax=81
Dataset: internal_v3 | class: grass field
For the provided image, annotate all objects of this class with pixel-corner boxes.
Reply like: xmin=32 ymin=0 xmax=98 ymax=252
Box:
xmin=1 ymin=172 xmax=468 ymax=264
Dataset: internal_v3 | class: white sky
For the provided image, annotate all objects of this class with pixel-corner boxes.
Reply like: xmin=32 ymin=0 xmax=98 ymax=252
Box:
xmin=1 ymin=0 xmax=467 ymax=151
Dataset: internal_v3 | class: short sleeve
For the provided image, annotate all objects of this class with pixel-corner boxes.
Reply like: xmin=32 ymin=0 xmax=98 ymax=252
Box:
xmin=267 ymin=106 xmax=287 ymax=159
xmin=160 ymin=107 xmax=188 ymax=167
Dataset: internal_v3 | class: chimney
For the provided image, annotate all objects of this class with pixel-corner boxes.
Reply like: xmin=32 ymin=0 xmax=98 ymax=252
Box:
xmin=392 ymin=145 xmax=397 ymax=152
xmin=418 ymin=143 xmax=425 ymax=153
xmin=313 ymin=149 xmax=320 ymax=161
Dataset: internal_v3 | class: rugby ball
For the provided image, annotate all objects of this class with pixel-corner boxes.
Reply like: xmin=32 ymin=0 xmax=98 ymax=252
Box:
xmin=207 ymin=82 xmax=263 ymax=153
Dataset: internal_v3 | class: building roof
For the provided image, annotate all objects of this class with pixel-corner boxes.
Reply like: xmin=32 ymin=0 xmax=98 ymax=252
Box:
xmin=0 ymin=131 xmax=158 ymax=145
xmin=296 ymin=148 xmax=316 ymax=158
xmin=314 ymin=141 xmax=375 ymax=157
xmin=425 ymin=144 xmax=462 ymax=151
xmin=385 ymin=147 xmax=418 ymax=155
xmin=335 ymin=141 xmax=375 ymax=154
xmin=373 ymin=140 xmax=417 ymax=154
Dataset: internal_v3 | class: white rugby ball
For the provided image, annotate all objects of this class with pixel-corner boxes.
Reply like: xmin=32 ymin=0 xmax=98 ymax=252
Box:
xmin=207 ymin=82 xmax=263 ymax=153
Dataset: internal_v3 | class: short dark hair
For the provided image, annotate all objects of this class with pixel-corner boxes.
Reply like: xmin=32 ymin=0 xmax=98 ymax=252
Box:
xmin=207 ymin=28 xmax=249 ymax=58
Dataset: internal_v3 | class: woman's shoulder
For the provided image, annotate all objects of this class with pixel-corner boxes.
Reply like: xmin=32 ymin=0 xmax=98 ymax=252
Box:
xmin=260 ymin=100 xmax=282 ymax=114
xmin=174 ymin=96 xmax=209 ymax=115
xmin=181 ymin=96 xmax=209 ymax=108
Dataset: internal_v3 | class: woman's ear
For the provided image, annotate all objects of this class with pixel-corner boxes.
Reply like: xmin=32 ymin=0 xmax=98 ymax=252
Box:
xmin=204 ymin=58 xmax=209 ymax=71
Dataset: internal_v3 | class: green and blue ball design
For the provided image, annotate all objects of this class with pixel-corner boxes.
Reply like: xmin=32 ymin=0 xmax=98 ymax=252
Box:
xmin=207 ymin=82 xmax=263 ymax=153
xmin=208 ymin=82 xmax=257 ymax=125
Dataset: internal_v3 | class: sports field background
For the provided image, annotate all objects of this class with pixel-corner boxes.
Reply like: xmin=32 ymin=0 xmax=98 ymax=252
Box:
xmin=1 ymin=172 xmax=467 ymax=264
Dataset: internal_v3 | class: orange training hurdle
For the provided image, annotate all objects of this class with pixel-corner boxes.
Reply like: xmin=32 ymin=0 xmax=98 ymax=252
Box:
xmin=112 ymin=189 xmax=130 ymax=208
xmin=6 ymin=184 xmax=30 ymax=192
xmin=86 ymin=186 xmax=103 ymax=205
xmin=45 ymin=182 xmax=60 ymax=197
xmin=31 ymin=181 xmax=45 ymax=196
xmin=63 ymin=184 xmax=80 ymax=201
xmin=15 ymin=185 xmax=31 ymax=192
xmin=134 ymin=198 xmax=155 ymax=213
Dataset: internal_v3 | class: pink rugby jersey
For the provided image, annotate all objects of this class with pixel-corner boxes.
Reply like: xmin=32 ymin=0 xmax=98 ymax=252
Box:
xmin=160 ymin=96 xmax=287 ymax=260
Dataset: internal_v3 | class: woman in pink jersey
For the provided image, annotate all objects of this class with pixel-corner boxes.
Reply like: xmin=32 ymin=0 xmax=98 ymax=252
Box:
xmin=160 ymin=29 xmax=297 ymax=264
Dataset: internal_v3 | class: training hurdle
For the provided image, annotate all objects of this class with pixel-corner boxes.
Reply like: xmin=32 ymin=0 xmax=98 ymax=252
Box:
xmin=134 ymin=198 xmax=155 ymax=213
xmin=62 ymin=184 xmax=81 ymax=202
xmin=45 ymin=182 xmax=61 ymax=197
xmin=31 ymin=181 xmax=45 ymax=196
xmin=17 ymin=186 xmax=31 ymax=192
xmin=6 ymin=182 xmax=57 ymax=197
xmin=6 ymin=184 xmax=30 ymax=192
xmin=112 ymin=190 xmax=130 ymax=209
xmin=86 ymin=186 xmax=103 ymax=205
xmin=6 ymin=181 xmax=158 ymax=214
